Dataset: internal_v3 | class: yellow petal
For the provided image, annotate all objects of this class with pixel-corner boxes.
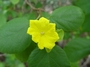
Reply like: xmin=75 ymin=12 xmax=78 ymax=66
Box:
xmin=39 ymin=17 xmax=49 ymax=24
xmin=32 ymin=33 xmax=41 ymax=43
xmin=38 ymin=36 xmax=56 ymax=50
xmin=46 ymin=23 xmax=59 ymax=42
xmin=38 ymin=38 xmax=44 ymax=49
xmin=29 ymin=20 xmax=39 ymax=31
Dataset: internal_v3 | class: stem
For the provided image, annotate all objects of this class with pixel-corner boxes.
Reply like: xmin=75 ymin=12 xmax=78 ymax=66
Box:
xmin=25 ymin=0 xmax=43 ymax=11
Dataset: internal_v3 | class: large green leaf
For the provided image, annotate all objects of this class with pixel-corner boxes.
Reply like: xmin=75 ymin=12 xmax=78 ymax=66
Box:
xmin=64 ymin=38 xmax=90 ymax=62
xmin=15 ymin=41 xmax=36 ymax=62
xmin=50 ymin=6 xmax=85 ymax=31
xmin=28 ymin=45 xmax=70 ymax=67
xmin=0 ymin=13 xmax=6 ymax=28
xmin=0 ymin=17 xmax=31 ymax=53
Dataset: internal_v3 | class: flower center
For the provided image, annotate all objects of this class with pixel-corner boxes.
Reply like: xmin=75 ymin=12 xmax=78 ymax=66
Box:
xmin=41 ymin=32 xmax=45 ymax=35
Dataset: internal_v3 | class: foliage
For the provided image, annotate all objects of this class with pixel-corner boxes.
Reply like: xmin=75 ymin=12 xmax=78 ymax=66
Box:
xmin=0 ymin=0 xmax=90 ymax=67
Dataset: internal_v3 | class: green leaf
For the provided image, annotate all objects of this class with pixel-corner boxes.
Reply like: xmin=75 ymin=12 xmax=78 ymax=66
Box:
xmin=57 ymin=29 xmax=64 ymax=41
xmin=15 ymin=41 xmax=36 ymax=62
xmin=10 ymin=0 xmax=20 ymax=5
xmin=50 ymin=6 xmax=85 ymax=31
xmin=64 ymin=38 xmax=90 ymax=62
xmin=28 ymin=45 xmax=70 ymax=67
xmin=0 ymin=17 xmax=31 ymax=53
xmin=0 ymin=13 xmax=6 ymax=28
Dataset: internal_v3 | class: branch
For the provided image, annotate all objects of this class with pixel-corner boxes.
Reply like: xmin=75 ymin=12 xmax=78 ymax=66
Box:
xmin=25 ymin=0 xmax=43 ymax=11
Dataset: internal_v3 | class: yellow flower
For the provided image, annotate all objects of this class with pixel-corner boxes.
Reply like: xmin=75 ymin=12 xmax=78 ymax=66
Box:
xmin=27 ymin=17 xmax=59 ymax=50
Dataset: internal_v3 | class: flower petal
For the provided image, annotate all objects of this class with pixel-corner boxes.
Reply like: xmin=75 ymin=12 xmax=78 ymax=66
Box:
xmin=38 ymin=36 xmax=56 ymax=50
xmin=46 ymin=23 xmax=59 ymax=42
xmin=32 ymin=33 xmax=41 ymax=43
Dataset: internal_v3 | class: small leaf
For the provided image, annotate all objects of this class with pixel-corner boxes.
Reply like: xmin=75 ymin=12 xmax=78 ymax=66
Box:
xmin=64 ymin=38 xmax=90 ymax=62
xmin=10 ymin=0 xmax=20 ymax=5
xmin=28 ymin=45 xmax=70 ymax=67
xmin=0 ymin=17 xmax=31 ymax=53
xmin=57 ymin=29 xmax=64 ymax=41
xmin=50 ymin=6 xmax=85 ymax=31
xmin=0 ymin=13 xmax=6 ymax=28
